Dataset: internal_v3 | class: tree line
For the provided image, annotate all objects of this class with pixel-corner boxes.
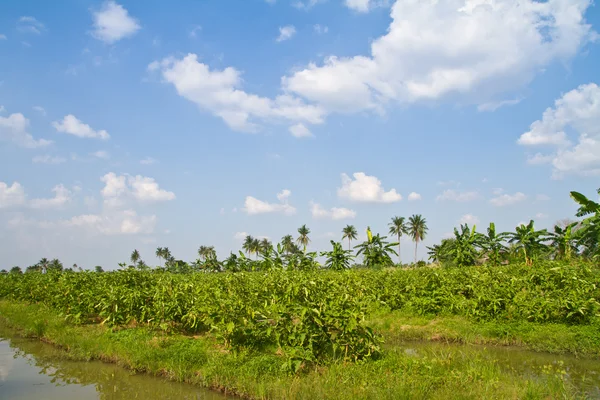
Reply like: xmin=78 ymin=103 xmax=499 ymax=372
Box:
xmin=3 ymin=188 xmax=598 ymax=274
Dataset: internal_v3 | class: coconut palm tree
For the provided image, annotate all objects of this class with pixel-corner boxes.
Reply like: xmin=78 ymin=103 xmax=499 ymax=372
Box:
xmin=37 ymin=258 xmax=50 ymax=273
xmin=388 ymin=216 xmax=407 ymax=264
xmin=198 ymin=245 xmax=216 ymax=261
xmin=155 ymin=247 xmax=165 ymax=267
xmin=408 ymin=214 xmax=428 ymax=263
xmin=243 ymin=235 xmax=255 ymax=257
xmin=341 ymin=225 xmax=358 ymax=251
xmin=259 ymin=238 xmax=272 ymax=255
xmin=297 ymin=224 xmax=311 ymax=252
xmin=281 ymin=235 xmax=296 ymax=255
xmin=48 ymin=258 xmax=64 ymax=272
xmin=130 ymin=249 xmax=141 ymax=265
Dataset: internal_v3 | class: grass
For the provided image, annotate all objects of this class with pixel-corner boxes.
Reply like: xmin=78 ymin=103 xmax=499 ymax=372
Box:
xmin=0 ymin=300 xmax=595 ymax=399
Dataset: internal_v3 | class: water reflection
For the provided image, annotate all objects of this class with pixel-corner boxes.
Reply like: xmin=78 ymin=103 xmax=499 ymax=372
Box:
xmin=0 ymin=336 xmax=226 ymax=400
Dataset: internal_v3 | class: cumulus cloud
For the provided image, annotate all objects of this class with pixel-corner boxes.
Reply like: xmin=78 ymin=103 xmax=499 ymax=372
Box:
xmin=30 ymin=184 xmax=71 ymax=209
xmin=458 ymin=213 xmax=480 ymax=226
xmin=289 ymin=123 xmax=313 ymax=138
xmin=490 ymin=192 xmax=527 ymax=206
xmin=101 ymin=172 xmax=175 ymax=207
xmin=149 ymin=54 xmax=325 ymax=132
xmin=518 ymin=83 xmax=600 ymax=178
xmin=407 ymin=192 xmax=421 ymax=201
xmin=276 ymin=25 xmax=296 ymax=42
xmin=243 ymin=190 xmax=296 ymax=215
xmin=0 ymin=182 xmax=26 ymax=208
xmin=436 ymin=189 xmax=479 ymax=202
xmin=66 ymin=209 xmax=156 ymax=235
xmin=282 ymin=0 xmax=595 ymax=114
xmin=310 ymin=201 xmax=356 ymax=220
xmin=53 ymin=115 xmax=110 ymax=140
xmin=0 ymin=113 xmax=52 ymax=148
xmin=91 ymin=1 xmax=140 ymax=44
xmin=337 ymin=172 xmax=401 ymax=203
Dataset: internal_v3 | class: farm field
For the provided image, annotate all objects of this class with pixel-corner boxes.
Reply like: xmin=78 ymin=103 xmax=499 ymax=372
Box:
xmin=1 ymin=261 xmax=599 ymax=399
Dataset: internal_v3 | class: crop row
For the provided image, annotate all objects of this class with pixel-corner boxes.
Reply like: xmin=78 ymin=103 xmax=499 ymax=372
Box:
xmin=1 ymin=261 xmax=599 ymax=368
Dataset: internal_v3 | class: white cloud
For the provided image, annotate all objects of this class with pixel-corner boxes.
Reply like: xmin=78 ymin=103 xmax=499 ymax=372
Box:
xmin=276 ymin=189 xmax=291 ymax=202
xmin=477 ymin=97 xmax=523 ymax=112
xmin=282 ymin=0 xmax=595 ymax=114
xmin=234 ymin=231 xmax=248 ymax=240
xmin=0 ymin=113 xmax=52 ymax=148
xmin=0 ymin=182 xmax=26 ymax=208
xmin=407 ymin=192 xmax=421 ymax=201
xmin=17 ymin=16 xmax=45 ymax=34
xmin=276 ymin=25 xmax=296 ymax=42
xmin=149 ymin=54 xmax=325 ymax=132
xmin=0 ymin=105 xmax=5 ymax=112
xmin=490 ymin=192 xmax=527 ymax=207
xmin=188 ymin=25 xmax=202 ymax=38
xmin=337 ymin=172 xmax=401 ymax=203
xmin=91 ymin=150 xmax=110 ymax=159
xmin=30 ymin=184 xmax=72 ymax=209
xmin=313 ymin=24 xmax=328 ymax=34
xmin=518 ymin=83 xmax=600 ymax=177
xmin=53 ymin=115 xmax=110 ymax=140
xmin=344 ymin=0 xmax=372 ymax=13
xmin=310 ymin=201 xmax=356 ymax=220
xmin=32 ymin=155 xmax=66 ymax=164
xmin=526 ymin=152 xmax=554 ymax=165
xmin=66 ymin=209 xmax=156 ymax=235
xmin=458 ymin=213 xmax=480 ymax=226
xmin=289 ymin=123 xmax=313 ymax=138
xmin=243 ymin=190 xmax=296 ymax=215
xmin=140 ymin=157 xmax=157 ymax=165
xmin=101 ymin=172 xmax=175 ymax=207
xmin=436 ymin=189 xmax=479 ymax=202
xmin=0 ymin=34 xmax=7 ymax=40
xmin=32 ymin=106 xmax=46 ymax=116
xmin=91 ymin=1 xmax=140 ymax=44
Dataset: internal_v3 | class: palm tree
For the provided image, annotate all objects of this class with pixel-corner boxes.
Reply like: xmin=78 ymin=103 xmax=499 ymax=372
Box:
xmin=155 ymin=247 xmax=165 ymax=267
xmin=408 ymin=214 xmax=428 ymax=263
xmin=37 ymin=258 xmax=49 ymax=273
xmin=388 ymin=217 xmax=407 ymax=264
xmin=297 ymin=224 xmax=311 ymax=252
xmin=259 ymin=238 xmax=272 ymax=255
xmin=130 ymin=249 xmax=141 ymax=265
xmin=341 ymin=225 xmax=358 ymax=251
xmin=281 ymin=235 xmax=296 ymax=255
xmin=48 ymin=258 xmax=63 ymax=272
xmin=243 ymin=235 xmax=255 ymax=257
xmin=198 ymin=245 xmax=216 ymax=261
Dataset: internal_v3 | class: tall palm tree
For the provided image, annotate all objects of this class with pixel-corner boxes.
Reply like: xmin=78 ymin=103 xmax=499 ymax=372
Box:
xmin=259 ymin=238 xmax=272 ymax=254
xmin=388 ymin=216 xmax=407 ymax=264
xmin=251 ymin=238 xmax=261 ymax=259
xmin=48 ymin=258 xmax=63 ymax=272
xmin=341 ymin=225 xmax=358 ymax=251
xmin=130 ymin=249 xmax=141 ymax=265
xmin=155 ymin=247 xmax=165 ymax=267
xmin=297 ymin=224 xmax=311 ymax=252
xmin=243 ymin=235 xmax=255 ymax=257
xmin=197 ymin=245 xmax=216 ymax=261
xmin=408 ymin=214 xmax=428 ymax=263
xmin=281 ymin=235 xmax=295 ymax=255
xmin=38 ymin=258 xmax=49 ymax=273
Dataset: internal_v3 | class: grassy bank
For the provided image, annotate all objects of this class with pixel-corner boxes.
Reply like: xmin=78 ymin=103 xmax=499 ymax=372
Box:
xmin=0 ymin=300 xmax=594 ymax=399
xmin=370 ymin=310 xmax=600 ymax=357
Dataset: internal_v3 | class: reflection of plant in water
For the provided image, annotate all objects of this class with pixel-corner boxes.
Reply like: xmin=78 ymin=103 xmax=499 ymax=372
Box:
xmin=5 ymin=337 xmax=220 ymax=400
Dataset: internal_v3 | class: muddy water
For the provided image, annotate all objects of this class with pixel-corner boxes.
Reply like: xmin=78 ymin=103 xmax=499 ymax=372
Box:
xmin=0 ymin=336 xmax=227 ymax=400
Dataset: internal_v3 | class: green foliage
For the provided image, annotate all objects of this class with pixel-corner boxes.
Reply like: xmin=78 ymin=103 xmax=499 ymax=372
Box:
xmin=507 ymin=220 xmax=548 ymax=266
xmin=321 ymin=241 xmax=354 ymax=271
xmin=447 ymin=224 xmax=482 ymax=267
xmin=354 ymin=228 xmax=398 ymax=269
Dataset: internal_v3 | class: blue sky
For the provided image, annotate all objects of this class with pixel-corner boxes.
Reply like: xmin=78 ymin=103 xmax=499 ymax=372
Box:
xmin=1 ymin=0 xmax=599 ymax=269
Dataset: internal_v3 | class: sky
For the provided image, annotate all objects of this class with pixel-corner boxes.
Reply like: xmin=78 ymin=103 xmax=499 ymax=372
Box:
xmin=1 ymin=0 xmax=600 ymax=269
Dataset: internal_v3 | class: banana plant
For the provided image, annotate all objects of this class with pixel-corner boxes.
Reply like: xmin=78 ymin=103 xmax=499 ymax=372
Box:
xmin=447 ymin=224 xmax=482 ymax=267
xmin=570 ymin=188 xmax=600 ymax=259
xmin=478 ymin=222 xmax=509 ymax=266
xmin=507 ymin=220 xmax=548 ymax=266
xmin=321 ymin=241 xmax=354 ymax=271
xmin=354 ymin=228 xmax=398 ymax=268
